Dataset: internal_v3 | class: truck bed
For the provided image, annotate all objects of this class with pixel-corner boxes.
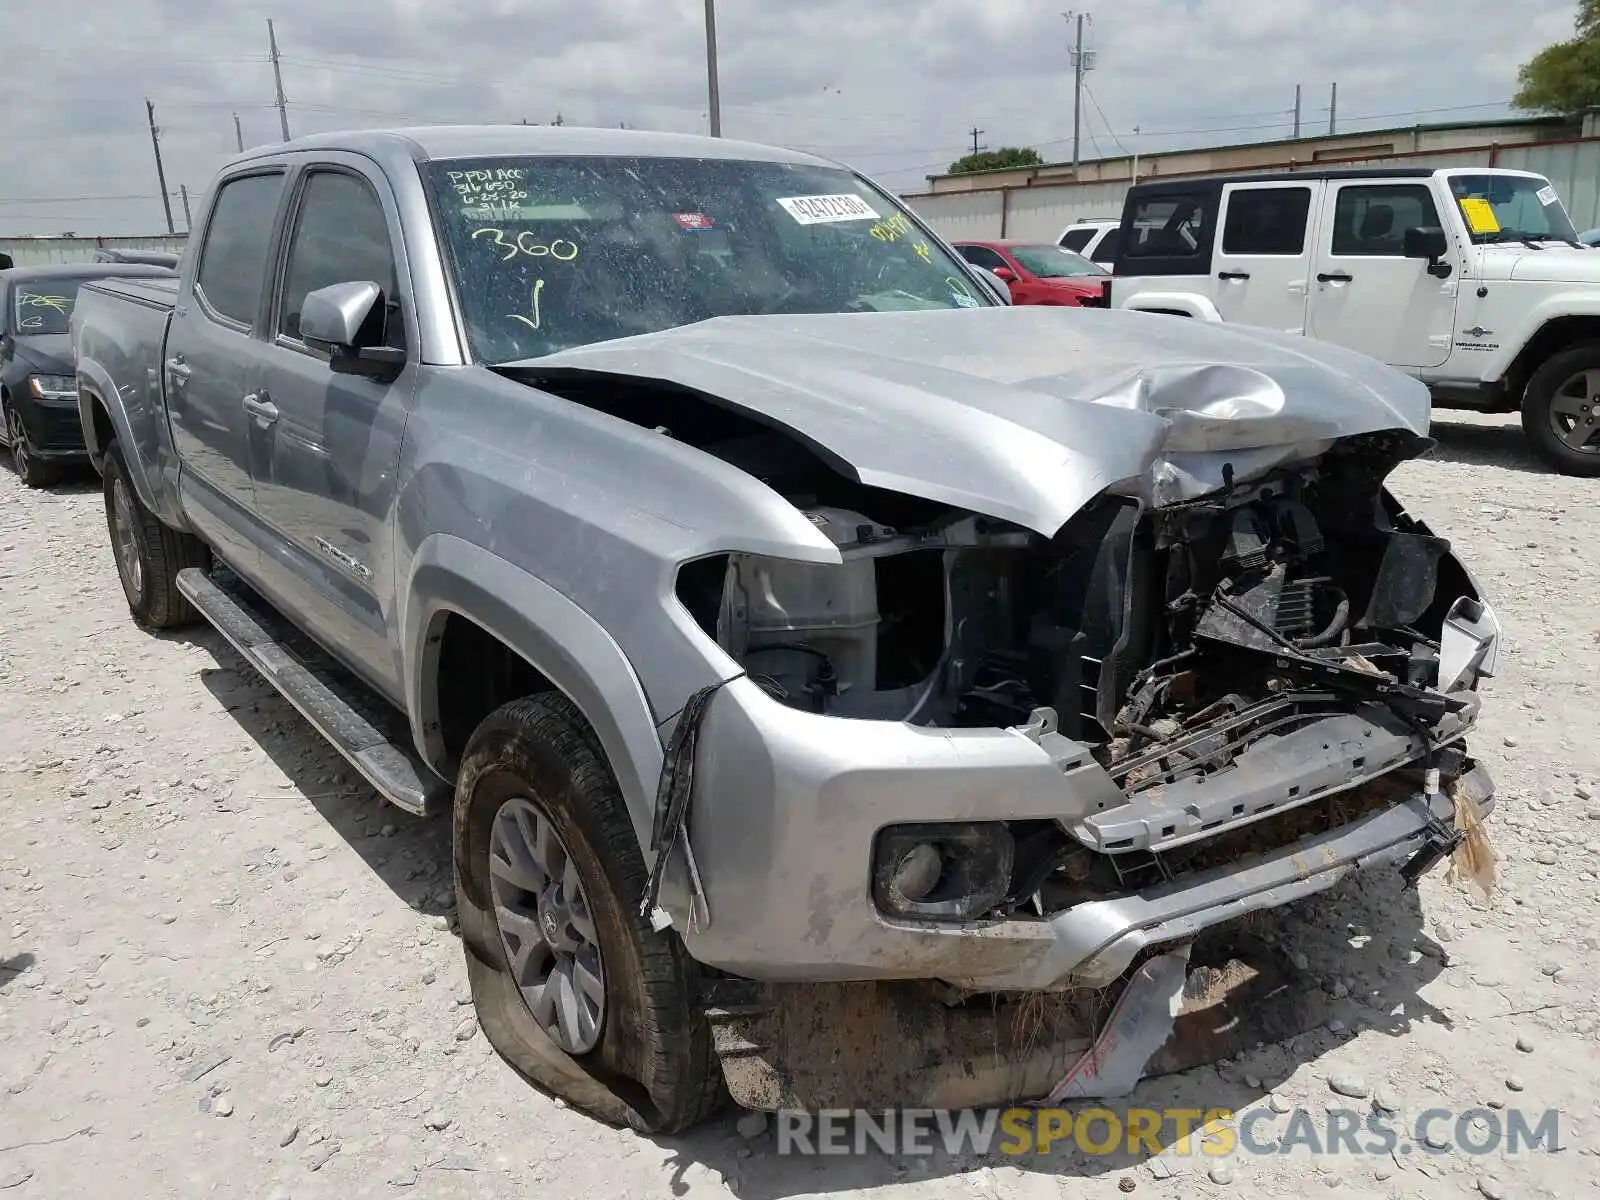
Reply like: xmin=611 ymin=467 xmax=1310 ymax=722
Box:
xmin=72 ymin=274 xmax=183 ymax=521
xmin=81 ymin=275 xmax=180 ymax=309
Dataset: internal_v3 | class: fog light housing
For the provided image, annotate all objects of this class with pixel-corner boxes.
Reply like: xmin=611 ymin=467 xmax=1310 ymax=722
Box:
xmin=871 ymin=822 xmax=1014 ymax=921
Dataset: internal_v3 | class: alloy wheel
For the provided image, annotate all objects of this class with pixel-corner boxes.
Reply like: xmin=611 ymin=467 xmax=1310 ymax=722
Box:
xmin=110 ymin=476 xmax=145 ymax=602
xmin=1548 ymin=368 xmax=1600 ymax=455
xmin=487 ymin=795 xmax=607 ymax=1054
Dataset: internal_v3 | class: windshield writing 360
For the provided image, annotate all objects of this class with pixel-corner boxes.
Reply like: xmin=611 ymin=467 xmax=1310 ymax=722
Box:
xmin=428 ymin=156 xmax=988 ymax=364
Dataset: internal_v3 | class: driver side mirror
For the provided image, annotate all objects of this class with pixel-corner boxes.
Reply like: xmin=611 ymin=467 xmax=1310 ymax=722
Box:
xmin=991 ymin=266 xmax=1017 ymax=283
xmin=1403 ymin=226 xmax=1451 ymax=277
xmin=299 ymin=281 xmax=406 ymax=380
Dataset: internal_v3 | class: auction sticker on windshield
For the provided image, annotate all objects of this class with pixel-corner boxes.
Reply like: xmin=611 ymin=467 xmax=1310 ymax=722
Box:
xmin=777 ymin=194 xmax=879 ymax=224
xmin=1459 ymin=198 xmax=1500 ymax=235
xmin=1537 ymin=184 xmax=1558 ymax=206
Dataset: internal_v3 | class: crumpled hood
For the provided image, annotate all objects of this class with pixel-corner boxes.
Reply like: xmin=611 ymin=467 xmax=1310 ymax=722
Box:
xmin=1475 ymin=243 xmax=1600 ymax=284
xmin=520 ymin=306 xmax=1431 ymax=536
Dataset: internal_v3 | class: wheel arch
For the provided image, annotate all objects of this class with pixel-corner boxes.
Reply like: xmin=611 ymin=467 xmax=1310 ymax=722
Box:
xmin=1499 ymin=316 xmax=1600 ymax=406
xmin=404 ymin=534 xmax=665 ymax=852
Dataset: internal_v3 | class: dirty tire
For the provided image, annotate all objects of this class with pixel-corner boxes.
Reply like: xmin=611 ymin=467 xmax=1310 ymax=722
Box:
xmin=453 ymin=693 xmax=726 ymax=1133
xmin=1521 ymin=343 xmax=1600 ymax=477
xmin=4 ymin=395 xmax=63 ymax=488
xmin=102 ymin=440 xmax=209 ymax=630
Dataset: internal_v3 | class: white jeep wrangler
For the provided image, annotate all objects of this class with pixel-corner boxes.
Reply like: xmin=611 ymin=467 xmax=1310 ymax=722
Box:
xmin=1108 ymin=166 xmax=1600 ymax=475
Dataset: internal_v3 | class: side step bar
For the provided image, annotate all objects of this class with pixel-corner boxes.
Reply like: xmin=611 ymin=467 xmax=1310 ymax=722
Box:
xmin=176 ymin=567 xmax=451 ymax=817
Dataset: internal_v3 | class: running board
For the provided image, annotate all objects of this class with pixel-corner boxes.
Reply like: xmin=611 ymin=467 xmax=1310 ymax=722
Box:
xmin=176 ymin=567 xmax=450 ymax=817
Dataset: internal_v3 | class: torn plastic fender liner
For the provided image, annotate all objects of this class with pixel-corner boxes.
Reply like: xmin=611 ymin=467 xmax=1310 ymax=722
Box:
xmin=640 ymin=674 xmax=745 ymax=930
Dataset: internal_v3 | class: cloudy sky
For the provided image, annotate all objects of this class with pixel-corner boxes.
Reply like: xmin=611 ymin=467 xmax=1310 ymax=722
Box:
xmin=0 ymin=0 xmax=1578 ymax=235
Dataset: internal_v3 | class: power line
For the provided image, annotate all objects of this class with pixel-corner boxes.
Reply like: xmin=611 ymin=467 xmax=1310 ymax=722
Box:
xmin=0 ymin=193 xmax=164 ymax=204
xmin=1082 ymin=83 xmax=1130 ymax=156
xmin=274 ymin=51 xmax=1342 ymax=132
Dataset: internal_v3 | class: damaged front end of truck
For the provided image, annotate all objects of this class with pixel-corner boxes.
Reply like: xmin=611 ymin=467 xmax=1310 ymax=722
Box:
xmin=515 ymin=307 xmax=1502 ymax=1111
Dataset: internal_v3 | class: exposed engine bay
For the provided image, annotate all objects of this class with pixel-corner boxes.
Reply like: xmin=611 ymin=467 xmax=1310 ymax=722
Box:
xmin=674 ymin=428 xmax=1499 ymax=914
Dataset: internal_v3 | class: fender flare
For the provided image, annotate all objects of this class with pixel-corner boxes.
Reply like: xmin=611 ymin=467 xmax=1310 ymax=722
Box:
xmin=403 ymin=534 xmax=665 ymax=850
xmin=75 ymin=363 xmax=185 ymax=525
xmin=1117 ymin=291 xmax=1223 ymax=321
xmin=1477 ymin=295 xmax=1600 ymax=384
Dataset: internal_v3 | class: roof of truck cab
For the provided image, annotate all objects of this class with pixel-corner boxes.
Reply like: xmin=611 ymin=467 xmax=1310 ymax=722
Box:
xmin=231 ymin=125 xmax=837 ymax=169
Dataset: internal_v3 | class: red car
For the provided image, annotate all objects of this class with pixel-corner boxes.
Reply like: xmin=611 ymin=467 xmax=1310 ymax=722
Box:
xmin=951 ymin=240 xmax=1110 ymax=306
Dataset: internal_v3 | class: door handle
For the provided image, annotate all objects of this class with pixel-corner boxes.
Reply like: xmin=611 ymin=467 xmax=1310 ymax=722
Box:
xmin=1217 ymin=270 xmax=1251 ymax=281
xmin=242 ymin=392 xmax=280 ymax=426
xmin=1317 ymin=271 xmax=1354 ymax=283
xmin=165 ymin=356 xmax=191 ymax=383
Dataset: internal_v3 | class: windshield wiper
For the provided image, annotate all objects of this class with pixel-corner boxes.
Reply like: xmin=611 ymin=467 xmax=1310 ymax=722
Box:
xmin=1486 ymin=232 xmax=1546 ymax=249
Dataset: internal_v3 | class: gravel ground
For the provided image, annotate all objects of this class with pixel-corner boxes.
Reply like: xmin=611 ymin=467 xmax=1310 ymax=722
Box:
xmin=2 ymin=411 xmax=1598 ymax=1200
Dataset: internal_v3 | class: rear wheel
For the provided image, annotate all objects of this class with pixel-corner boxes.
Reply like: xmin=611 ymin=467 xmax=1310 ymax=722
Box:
xmin=102 ymin=440 xmax=209 ymax=629
xmin=3 ymin=396 xmax=62 ymax=488
xmin=453 ymin=693 xmax=725 ymax=1133
xmin=1521 ymin=344 xmax=1600 ymax=476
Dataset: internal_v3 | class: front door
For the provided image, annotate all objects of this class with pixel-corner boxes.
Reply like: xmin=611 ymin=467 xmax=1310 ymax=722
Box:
xmin=1307 ymin=180 xmax=1459 ymax=370
xmin=1212 ymin=181 xmax=1319 ymax=333
xmin=165 ymin=169 xmax=287 ymax=572
xmin=250 ymin=161 xmax=418 ymax=701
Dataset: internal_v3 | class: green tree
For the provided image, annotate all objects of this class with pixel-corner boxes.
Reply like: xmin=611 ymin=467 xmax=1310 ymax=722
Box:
xmin=1514 ymin=0 xmax=1600 ymax=115
xmin=946 ymin=147 xmax=1043 ymax=175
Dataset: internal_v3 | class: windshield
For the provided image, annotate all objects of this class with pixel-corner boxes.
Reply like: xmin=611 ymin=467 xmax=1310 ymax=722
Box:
xmin=427 ymin=156 xmax=991 ymax=363
xmin=11 ymin=281 xmax=83 ymax=335
xmin=1009 ymin=245 xmax=1107 ymax=278
xmin=1448 ymin=174 xmax=1579 ymax=245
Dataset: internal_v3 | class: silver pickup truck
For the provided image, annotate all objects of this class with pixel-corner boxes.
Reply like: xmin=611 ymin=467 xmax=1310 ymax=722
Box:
xmin=72 ymin=125 xmax=1502 ymax=1129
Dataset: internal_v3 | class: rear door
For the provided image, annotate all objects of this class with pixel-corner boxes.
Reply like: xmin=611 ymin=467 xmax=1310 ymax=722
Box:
xmin=1306 ymin=179 xmax=1459 ymax=369
xmin=1212 ymin=181 xmax=1319 ymax=332
xmin=250 ymin=158 xmax=418 ymax=699
xmin=165 ymin=169 xmax=288 ymax=571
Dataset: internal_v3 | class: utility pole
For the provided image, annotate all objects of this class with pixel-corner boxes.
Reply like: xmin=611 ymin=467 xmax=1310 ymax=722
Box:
xmin=1131 ymin=124 xmax=1141 ymax=182
xmin=1293 ymin=85 xmax=1302 ymax=139
xmin=179 ymin=185 xmax=193 ymax=232
xmin=268 ymin=19 xmax=291 ymax=142
xmin=1328 ymin=81 xmax=1337 ymax=136
xmin=234 ymin=111 xmax=244 ymax=152
xmin=969 ymin=126 xmax=985 ymax=156
xmin=145 ymin=99 xmax=176 ymax=235
xmin=703 ymin=0 xmax=722 ymax=136
xmin=1065 ymin=11 xmax=1095 ymax=171
xmin=552 ymin=112 xmax=564 ymax=126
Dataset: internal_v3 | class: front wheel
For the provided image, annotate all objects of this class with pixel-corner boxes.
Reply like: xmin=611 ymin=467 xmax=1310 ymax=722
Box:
xmin=101 ymin=440 xmax=209 ymax=629
xmin=453 ymin=693 xmax=725 ymax=1133
xmin=3 ymin=396 xmax=62 ymax=488
xmin=1521 ymin=343 xmax=1600 ymax=476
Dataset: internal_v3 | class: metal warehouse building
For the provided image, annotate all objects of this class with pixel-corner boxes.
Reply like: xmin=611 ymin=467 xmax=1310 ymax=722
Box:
xmin=904 ymin=115 xmax=1600 ymax=241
